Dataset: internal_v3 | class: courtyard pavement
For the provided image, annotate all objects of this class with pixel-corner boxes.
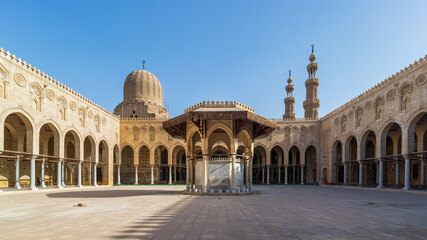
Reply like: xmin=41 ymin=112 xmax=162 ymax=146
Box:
xmin=0 ymin=185 xmax=426 ymax=239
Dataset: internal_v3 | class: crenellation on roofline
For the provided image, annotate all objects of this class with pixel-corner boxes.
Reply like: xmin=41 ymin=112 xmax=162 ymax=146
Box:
xmin=0 ymin=47 xmax=119 ymax=120
xmin=322 ymin=54 xmax=427 ymax=120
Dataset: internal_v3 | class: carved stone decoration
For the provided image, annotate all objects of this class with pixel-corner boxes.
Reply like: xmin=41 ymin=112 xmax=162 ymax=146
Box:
xmin=399 ymin=81 xmax=413 ymax=110
xmin=276 ymin=126 xmax=281 ymax=131
xmin=124 ymin=126 xmax=130 ymax=131
xmin=334 ymin=117 xmax=340 ymax=125
xmin=365 ymin=101 xmax=372 ymax=111
xmin=341 ymin=115 xmax=347 ymax=133
xmin=46 ymin=89 xmax=55 ymax=101
xmin=348 ymin=110 xmax=354 ymax=118
xmin=0 ymin=63 xmax=9 ymax=82
xmin=69 ymin=101 xmax=77 ymax=111
xmin=14 ymin=73 xmax=26 ymax=87
xmin=292 ymin=126 xmax=299 ymax=133
xmin=374 ymin=96 xmax=384 ymax=120
xmin=132 ymin=126 xmax=139 ymax=141
xmin=284 ymin=126 xmax=290 ymax=141
xmin=78 ymin=106 xmax=87 ymax=127
xmin=300 ymin=125 xmax=308 ymax=133
xmin=88 ymin=110 xmax=94 ymax=119
xmin=102 ymin=117 xmax=107 ymax=125
xmin=355 ymin=107 xmax=363 ymax=128
xmin=386 ymin=89 xmax=396 ymax=100
xmin=416 ymin=72 xmax=427 ymax=86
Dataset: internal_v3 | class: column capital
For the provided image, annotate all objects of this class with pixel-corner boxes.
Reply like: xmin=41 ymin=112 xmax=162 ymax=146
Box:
xmin=58 ymin=158 xmax=64 ymax=162
xmin=30 ymin=155 xmax=38 ymax=160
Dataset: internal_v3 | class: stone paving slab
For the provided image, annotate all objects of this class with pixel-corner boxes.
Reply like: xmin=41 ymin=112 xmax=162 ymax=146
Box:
xmin=0 ymin=185 xmax=426 ymax=239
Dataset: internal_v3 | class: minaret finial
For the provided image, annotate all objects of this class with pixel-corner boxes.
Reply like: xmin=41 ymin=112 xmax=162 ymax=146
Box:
xmin=289 ymin=69 xmax=291 ymax=77
xmin=311 ymin=44 xmax=315 ymax=53
xmin=142 ymin=60 xmax=146 ymax=70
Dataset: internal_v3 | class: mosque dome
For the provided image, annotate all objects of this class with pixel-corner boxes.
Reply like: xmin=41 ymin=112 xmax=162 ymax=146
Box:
xmin=123 ymin=69 xmax=163 ymax=107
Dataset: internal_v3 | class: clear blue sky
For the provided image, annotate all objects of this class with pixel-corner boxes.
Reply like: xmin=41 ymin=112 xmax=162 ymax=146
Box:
xmin=1 ymin=0 xmax=426 ymax=118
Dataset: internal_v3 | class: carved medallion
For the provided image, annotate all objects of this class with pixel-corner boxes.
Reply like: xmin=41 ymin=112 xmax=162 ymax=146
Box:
xmin=124 ymin=126 xmax=129 ymax=131
xmin=88 ymin=110 xmax=94 ymax=119
xmin=416 ymin=73 xmax=427 ymax=86
xmin=46 ymin=89 xmax=55 ymax=101
xmin=69 ymin=101 xmax=77 ymax=111
xmin=334 ymin=117 xmax=340 ymax=125
xmin=348 ymin=110 xmax=354 ymax=118
xmin=386 ymin=89 xmax=396 ymax=100
xmin=14 ymin=73 xmax=26 ymax=87
xmin=365 ymin=101 xmax=372 ymax=110
xmin=102 ymin=117 xmax=106 ymax=125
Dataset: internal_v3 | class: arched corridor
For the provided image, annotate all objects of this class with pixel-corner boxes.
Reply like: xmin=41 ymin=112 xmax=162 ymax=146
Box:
xmin=253 ymin=146 xmax=266 ymax=184
xmin=344 ymin=136 xmax=358 ymax=185
xmin=304 ymin=145 xmax=317 ymax=184
xmin=288 ymin=146 xmax=301 ymax=184
xmin=269 ymin=146 xmax=283 ymax=184
xmin=332 ymin=141 xmax=343 ymax=183
xmin=120 ymin=146 xmax=135 ymax=184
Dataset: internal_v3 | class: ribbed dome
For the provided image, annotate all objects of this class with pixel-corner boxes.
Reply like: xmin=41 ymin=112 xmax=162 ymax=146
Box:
xmin=123 ymin=69 xmax=163 ymax=107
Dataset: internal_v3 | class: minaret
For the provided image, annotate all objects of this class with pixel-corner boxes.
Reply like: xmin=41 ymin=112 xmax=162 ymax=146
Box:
xmin=283 ymin=70 xmax=296 ymax=120
xmin=303 ymin=44 xmax=320 ymax=119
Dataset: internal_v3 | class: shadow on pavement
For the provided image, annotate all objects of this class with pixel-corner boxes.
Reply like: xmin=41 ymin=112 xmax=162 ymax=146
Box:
xmin=46 ymin=189 xmax=180 ymax=198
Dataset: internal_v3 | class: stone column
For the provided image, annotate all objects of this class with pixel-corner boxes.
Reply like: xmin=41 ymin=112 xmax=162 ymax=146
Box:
xmin=358 ymin=161 xmax=363 ymax=186
xmin=186 ymin=158 xmax=190 ymax=191
xmin=395 ymin=160 xmax=400 ymax=186
xmin=150 ymin=165 xmax=154 ymax=185
xmin=189 ymin=159 xmax=193 ymax=190
xmin=29 ymin=156 xmax=37 ymax=190
xmin=134 ymin=165 xmax=138 ymax=185
xmin=41 ymin=159 xmax=46 ymax=188
xmin=262 ymin=166 xmax=265 ymax=184
xmin=278 ymin=166 xmax=281 ymax=184
xmin=62 ymin=161 xmax=66 ymax=187
xmin=377 ymin=159 xmax=384 ymax=189
xmin=402 ymin=155 xmax=410 ymax=190
xmin=117 ymin=164 xmax=121 ymax=185
xmin=245 ymin=158 xmax=249 ymax=191
xmin=174 ymin=165 xmax=177 ymax=184
xmin=300 ymin=165 xmax=304 ymax=185
xmin=266 ymin=165 xmax=270 ymax=184
xmin=249 ymin=158 xmax=253 ymax=191
xmin=343 ymin=164 xmax=348 ymax=185
xmin=230 ymin=155 xmax=235 ymax=191
xmin=284 ymin=165 xmax=288 ymax=184
xmin=14 ymin=157 xmax=21 ymax=189
xmin=376 ymin=162 xmax=379 ymax=184
xmin=77 ymin=161 xmax=82 ymax=187
xmin=168 ymin=165 xmax=172 ymax=185
xmin=57 ymin=159 xmax=63 ymax=188
xmin=293 ymin=166 xmax=296 ymax=184
xmin=420 ymin=159 xmax=425 ymax=186
xmin=93 ymin=163 xmax=98 ymax=186
xmin=203 ymin=155 xmax=208 ymax=193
